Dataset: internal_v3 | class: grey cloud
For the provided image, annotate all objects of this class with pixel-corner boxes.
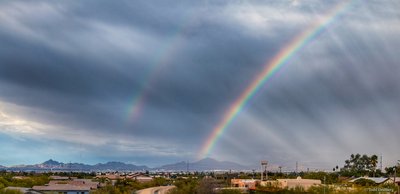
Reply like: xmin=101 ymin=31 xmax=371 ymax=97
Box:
xmin=0 ymin=0 xmax=399 ymax=168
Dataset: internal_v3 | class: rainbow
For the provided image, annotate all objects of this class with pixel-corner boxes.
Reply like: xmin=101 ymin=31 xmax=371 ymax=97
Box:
xmin=127 ymin=35 xmax=186 ymax=122
xmin=127 ymin=13 xmax=200 ymax=122
xmin=198 ymin=0 xmax=355 ymax=158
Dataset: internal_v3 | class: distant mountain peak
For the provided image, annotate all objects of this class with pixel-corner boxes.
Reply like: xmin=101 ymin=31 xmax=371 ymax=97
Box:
xmin=105 ymin=161 xmax=125 ymax=165
xmin=42 ymin=159 xmax=62 ymax=165
xmin=157 ymin=157 xmax=248 ymax=171
xmin=197 ymin=157 xmax=218 ymax=162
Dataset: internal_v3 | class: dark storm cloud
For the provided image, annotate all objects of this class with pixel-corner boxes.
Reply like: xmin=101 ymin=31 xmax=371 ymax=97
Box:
xmin=0 ymin=0 xmax=280 ymax=148
xmin=208 ymin=0 xmax=400 ymax=167
xmin=2 ymin=0 xmax=284 ymax=137
xmin=0 ymin=0 xmax=400 ymax=168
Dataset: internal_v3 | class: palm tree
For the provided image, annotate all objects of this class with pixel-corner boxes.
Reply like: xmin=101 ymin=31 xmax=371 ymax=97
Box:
xmin=371 ymin=155 xmax=378 ymax=176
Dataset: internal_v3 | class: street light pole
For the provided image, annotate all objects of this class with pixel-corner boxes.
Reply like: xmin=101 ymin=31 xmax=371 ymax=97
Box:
xmin=395 ymin=167 xmax=396 ymax=192
xmin=397 ymin=160 xmax=400 ymax=194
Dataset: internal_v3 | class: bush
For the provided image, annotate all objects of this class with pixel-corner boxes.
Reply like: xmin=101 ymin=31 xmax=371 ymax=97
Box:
xmin=0 ymin=189 xmax=23 ymax=194
xmin=308 ymin=185 xmax=335 ymax=194
xmin=168 ymin=178 xmax=198 ymax=194
xmin=216 ymin=189 xmax=242 ymax=194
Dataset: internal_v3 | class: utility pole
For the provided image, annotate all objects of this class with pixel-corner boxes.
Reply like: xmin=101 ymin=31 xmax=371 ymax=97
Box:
xmin=393 ymin=166 xmax=397 ymax=188
xmin=295 ymin=161 xmax=298 ymax=175
xmin=186 ymin=161 xmax=189 ymax=174
xmin=394 ymin=166 xmax=397 ymax=194
xmin=397 ymin=160 xmax=400 ymax=194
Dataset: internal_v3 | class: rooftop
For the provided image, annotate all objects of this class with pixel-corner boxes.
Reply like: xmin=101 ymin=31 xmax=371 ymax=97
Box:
xmin=33 ymin=184 xmax=93 ymax=191
xmin=349 ymin=177 xmax=389 ymax=184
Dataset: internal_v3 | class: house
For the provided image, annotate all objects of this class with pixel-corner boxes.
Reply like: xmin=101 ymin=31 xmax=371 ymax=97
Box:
xmin=32 ymin=178 xmax=99 ymax=194
xmin=71 ymin=179 xmax=100 ymax=188
xmin=277 ymin=177 xmax=321 ymax=190
xmin=32 ymin=184 xmax=93 ymax=194
xmin=3 ymin=187 xmax=41 ymax=194
xmin=95 ymin=173 xmax=123 ymax=180
xmin=134 ymin=176 xmax=153 ymax=183
xmin=231 ymin=179 xmax=258 ymax=190
xmin=12 ymin=176 xmax=30 ymax=180
xmin=232 ymin=177 xmax=321 ymax=191
xmin=259 ymin=180 xmax=281 ymax=188
xmin=349 ymin=177 xmax=389 ymax=185
xmin=49 ymin=176 xmax=71 ymax=180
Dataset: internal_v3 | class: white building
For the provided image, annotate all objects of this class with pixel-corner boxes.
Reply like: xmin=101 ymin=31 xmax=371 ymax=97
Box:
xmin=276 ymin=177 xmax=321 ymax=190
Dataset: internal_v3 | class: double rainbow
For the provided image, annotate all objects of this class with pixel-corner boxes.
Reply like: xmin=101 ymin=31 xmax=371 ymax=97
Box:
xmin=198 ymin=0 xmax=355 ymax=158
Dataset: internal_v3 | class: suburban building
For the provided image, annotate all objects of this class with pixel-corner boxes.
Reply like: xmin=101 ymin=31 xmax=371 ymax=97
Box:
xmin=32 ymin=184 xmax=93 ymax=194
xmin=3 ymin=187 xmax=42 ymax=194
xmin=276 ymin=177 xmax=321 ymax=190
xmin=95 ymin=173 xmax=122 ymax=180
xmin=49 ymin=176 xmax=72 ymax=180
xmin=349 ymin=177 xmax=390 ymax=185
xmin=231 ymin=179 xmax=258 ymax=190
xmin=32 ymin=178 xmax=99 ymax=194
xmin=134 ymin=176 xmax=153 ymax=183
xmin=96 ymin=172 xmax=154 ymax=183
xmin=259 ymin=180 xmax=282 ymax=188
xmin=231 ymin=177 xmax=321 ymax=191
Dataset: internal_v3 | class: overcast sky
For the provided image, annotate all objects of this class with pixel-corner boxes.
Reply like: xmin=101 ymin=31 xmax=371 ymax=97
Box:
xmin=1 ymin=0 xmax=400 ymax=170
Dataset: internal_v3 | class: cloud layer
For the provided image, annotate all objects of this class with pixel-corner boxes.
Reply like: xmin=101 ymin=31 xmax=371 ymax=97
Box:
xmin=0 ymin=0 xmax=400 ymax=169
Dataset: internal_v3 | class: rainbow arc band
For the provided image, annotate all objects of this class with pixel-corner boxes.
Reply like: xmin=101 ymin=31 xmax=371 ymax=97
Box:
xmin=127 ymin=12 xmax=200 ymax=122
xmin=198 ymin=0 xmax=355 ymax=159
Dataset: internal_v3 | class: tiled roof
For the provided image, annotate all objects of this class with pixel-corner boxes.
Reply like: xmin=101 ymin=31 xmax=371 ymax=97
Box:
xmin=33 ymin=184 xmax=93 ymax=191
xmin=349 ymin=177 xmax=389 ymax=184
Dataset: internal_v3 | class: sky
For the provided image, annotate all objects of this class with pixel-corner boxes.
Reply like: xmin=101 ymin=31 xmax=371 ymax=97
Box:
xmin=1 ymin=0 xmax=400 ymax=170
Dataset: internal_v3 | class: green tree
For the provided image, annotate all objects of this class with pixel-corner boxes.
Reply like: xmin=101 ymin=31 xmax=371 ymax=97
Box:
xmin=370 ymin=155 xmax=378 ymax=176
xmin=303 ymin=171 xmax=338 ymax=184
xmin=385 ymin=165 xmax=400 ymax=177
xmin=195 ymin=177 xmax=220 ymax=194
xmin=90 ymin=184 xmax=127 ymax=194
xmin=168 ymin=177 xmax=198 ymax=194
xmin=341 ymin=153 xmax=378 ymax=177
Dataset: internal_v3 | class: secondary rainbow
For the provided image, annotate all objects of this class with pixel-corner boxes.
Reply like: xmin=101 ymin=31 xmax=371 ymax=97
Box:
xmin=127 ymin=36 xmax=186 ymax=122
xmin=198 ymin=0 xmax=355 ymax=158
xmin=127 ymin=12 xmax=200 ymax=122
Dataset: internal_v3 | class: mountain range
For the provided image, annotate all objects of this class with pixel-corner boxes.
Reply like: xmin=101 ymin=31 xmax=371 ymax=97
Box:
xmin=1 ymin=158 xmax=250 ymax=172
xmin=155 ymin=157 xmax=248 ymax=171
xmin=3 ymin=159 xmax=148 ymax=171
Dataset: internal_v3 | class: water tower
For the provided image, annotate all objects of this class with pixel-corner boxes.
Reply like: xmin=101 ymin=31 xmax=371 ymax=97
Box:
xmin=261 ymin=160 xmax=268 ymax=181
